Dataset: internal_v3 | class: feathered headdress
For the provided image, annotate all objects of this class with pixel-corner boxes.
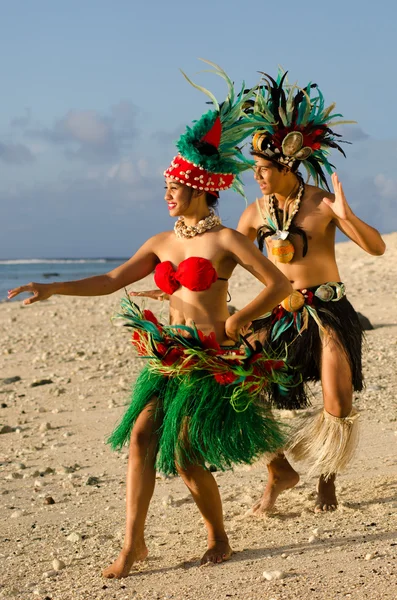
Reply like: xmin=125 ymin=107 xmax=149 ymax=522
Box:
xmin=164 ymin=59 xmax=256 ymax=198
xmin=246 ymin=70 xmax=356 ymax=190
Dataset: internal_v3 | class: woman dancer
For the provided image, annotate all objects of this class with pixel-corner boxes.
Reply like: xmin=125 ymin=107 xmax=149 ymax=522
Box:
xmin=8 ymin=63 xmax=294 ymax=578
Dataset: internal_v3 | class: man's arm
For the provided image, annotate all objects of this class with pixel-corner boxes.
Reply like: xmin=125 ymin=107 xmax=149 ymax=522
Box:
xmin=323 ymin=173 xmax=386 ymax=256
xmin=236 ymin=202 xmax=260 ymax=241
xmin=335 ymin=214 xmax=386 ymax=256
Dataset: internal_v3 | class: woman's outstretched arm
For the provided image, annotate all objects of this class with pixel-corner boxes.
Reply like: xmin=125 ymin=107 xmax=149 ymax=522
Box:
xmin=8 ymin=236 xmax=161 ymax=305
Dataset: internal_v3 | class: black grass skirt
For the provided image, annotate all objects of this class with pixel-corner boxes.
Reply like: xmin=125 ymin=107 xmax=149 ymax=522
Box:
xmin=251 ymin=284 xmax=364 ymax=410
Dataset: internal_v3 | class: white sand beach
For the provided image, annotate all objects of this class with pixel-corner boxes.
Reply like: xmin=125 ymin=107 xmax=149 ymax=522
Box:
xmin=1 ymin=233 xmax=396 ymax=600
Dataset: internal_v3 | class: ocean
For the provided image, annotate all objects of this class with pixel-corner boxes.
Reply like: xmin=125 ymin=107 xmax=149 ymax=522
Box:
xmin=0 ymin=258 xmax=127 ymax=302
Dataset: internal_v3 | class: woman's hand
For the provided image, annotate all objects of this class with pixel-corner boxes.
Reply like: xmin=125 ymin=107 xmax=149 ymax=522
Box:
xmin=225 ymin=313 xmax=251 ymax=342
xmin=129 ymin=289 xmax=169 ymax=301
xmin=8 ymin=282 xmax=56 ymax=305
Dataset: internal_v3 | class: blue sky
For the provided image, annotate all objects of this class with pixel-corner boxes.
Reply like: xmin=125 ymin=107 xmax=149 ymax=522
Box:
xmin=1 ymin=0 xmax=396 ymax=258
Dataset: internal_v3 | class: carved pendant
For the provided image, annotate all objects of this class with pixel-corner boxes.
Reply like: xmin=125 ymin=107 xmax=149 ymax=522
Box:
xmin=271 ymin=238 xmax=295 ymax=263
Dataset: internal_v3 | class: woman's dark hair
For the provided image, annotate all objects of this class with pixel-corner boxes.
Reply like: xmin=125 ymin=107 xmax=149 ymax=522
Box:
xmin=205 ymin=191 xmax=219 ymax=209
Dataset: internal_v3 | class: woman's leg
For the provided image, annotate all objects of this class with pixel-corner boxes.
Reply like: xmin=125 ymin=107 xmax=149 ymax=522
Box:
xmin=315 ymin=330 xmax=353 ymax=512
xmin=176 ymin=462 xmax=232 ymax=564
xmin=103 ymin=398 xmax=162 ymax=578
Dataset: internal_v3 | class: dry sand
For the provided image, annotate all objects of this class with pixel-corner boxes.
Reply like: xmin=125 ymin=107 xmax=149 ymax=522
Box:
xmin=1 ymin=233 xmax=396 ymax=600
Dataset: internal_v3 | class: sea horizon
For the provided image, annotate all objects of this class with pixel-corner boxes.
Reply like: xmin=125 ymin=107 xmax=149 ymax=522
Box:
xmin=0 ymin=257 xmax=128 ymax=301
xmin=0 ymin=257 xmax=129 ymax=264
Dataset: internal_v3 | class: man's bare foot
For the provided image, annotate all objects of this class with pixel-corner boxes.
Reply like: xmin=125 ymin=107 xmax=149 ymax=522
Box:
xmin=252 ymin=457 xmax=300 ymax=514
xmin=314 ymin=474 xmax=338 ymax=512
xmin=200 ymin=539 xmax=232 ymax=565
xmin=102 ymin=544 xmax=148 ymax=579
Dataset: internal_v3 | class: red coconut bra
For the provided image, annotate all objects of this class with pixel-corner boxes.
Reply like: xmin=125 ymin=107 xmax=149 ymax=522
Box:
xmin=154 ymin=256 xmax=228 ymax=295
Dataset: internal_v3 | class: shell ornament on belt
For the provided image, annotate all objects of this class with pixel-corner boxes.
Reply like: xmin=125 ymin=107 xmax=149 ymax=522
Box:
xmin=314 ymin=282 xmax=346 ymax=302
xmin=281 ymin=290 xmax=306 ymax=312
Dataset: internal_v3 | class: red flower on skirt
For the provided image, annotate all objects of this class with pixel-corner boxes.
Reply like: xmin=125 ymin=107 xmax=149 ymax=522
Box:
xmin=183 ymin=356 xmax=199 ymax=369
xmin=271 ymin=305 xmax=286 ymax=323
xmin=198 ymin=330 xmax=221 ymax=352
xmin=247 ymin=352 xmax=263 ymax=364
xmin=244 ymin=373 xmax=260 ymax=394
xmin=161 ymin=347 xmax=184 ymax=366
xmin=156 ymin=343 xmax=168 ymax=357
xmin=131 ymin=331 xmax=148 ymax=356
xmin=143 ymin=309 xmax=161 ymax=328
xmin=214 ymin=371 xmax=238 ymax=385
xmin=262 ymin=360 xmax=285 ymax=373
xmin=304 ymin=290 xmax=314 ymax=305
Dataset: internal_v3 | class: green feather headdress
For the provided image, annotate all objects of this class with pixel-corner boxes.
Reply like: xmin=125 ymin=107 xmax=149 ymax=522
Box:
xmin=164 ymin=59 xmax=256 ymax=198
xmin=246 ymin=70 xmax=356 ymax=190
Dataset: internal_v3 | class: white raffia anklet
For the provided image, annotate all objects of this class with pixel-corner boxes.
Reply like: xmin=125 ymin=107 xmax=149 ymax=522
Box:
xmin=286 ymin=407 xmax=360 ymax=480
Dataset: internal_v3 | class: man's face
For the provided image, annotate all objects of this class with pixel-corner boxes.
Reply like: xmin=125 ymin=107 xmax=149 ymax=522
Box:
xmin=253 ymin=156 xmax=284 ymax=195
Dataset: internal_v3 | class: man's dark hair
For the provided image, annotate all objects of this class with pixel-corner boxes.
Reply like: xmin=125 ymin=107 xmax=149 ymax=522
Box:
xmin=251 ymin=151 xmax=306 ymax=186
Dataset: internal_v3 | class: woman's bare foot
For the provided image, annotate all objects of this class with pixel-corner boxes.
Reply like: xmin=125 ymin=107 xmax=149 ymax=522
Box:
xmin=252 ymin=456 xmax=300 ymax=514
xmin=200 ymin=538 xmax=232 ymax=564
xmin=314 ymin=474 xmax=338 ymax=512
xmin=102 ymin=544 xmax=148 ymax=579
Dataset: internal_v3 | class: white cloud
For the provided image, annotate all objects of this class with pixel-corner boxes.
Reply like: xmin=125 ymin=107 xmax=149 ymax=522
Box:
xmin=374 ymin=174 xmax=397 ymax=199
xmin=59 ymin=110 xmax=111 ymax=145
xmin=23 ymin=103 xmax=140 ymax=163
xmin=107 ymin=160 xmax=141 ymax=184
xmin=339 ymin=124 xmax=369 ymax=142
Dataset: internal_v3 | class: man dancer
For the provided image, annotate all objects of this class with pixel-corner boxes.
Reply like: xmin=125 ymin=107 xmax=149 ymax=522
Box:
xmin=239 ymin=71 xmax=385 ymax=512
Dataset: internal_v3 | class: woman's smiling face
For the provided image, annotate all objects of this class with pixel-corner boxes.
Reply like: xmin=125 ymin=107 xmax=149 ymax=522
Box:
xmin=164 ymin=178 xmax=193 ymax=217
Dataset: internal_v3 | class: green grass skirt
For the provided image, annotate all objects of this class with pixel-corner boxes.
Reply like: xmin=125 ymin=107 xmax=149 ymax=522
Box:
xmin=108 ymin=364 xmax=286 ymax=475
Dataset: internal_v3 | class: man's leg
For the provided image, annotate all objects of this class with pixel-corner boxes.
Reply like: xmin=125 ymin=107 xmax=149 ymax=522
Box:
xmin=253 ymin=329 xmax=355 ymax=514
xmin=251 ymin=453 xmax=300 ymax=514
xmin=315 ymin=330 xmax=353 ymax=512
xmin=103 ymin=398 xmax=161 ymax=579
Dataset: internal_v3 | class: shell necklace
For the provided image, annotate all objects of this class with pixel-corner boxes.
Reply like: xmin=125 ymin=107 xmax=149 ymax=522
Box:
xmin=174 ymin=209 xmax=222 ymax=239
xmin=268 ymin=182 xmax=304 ymax=263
